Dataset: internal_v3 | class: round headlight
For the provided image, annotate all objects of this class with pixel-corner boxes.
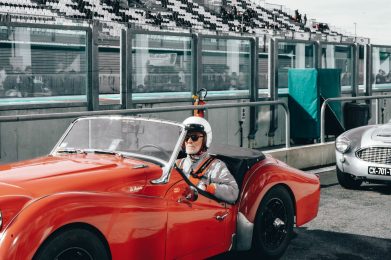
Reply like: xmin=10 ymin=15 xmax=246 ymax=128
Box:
xmin=336 ymin=136 xmax=351 ymax=153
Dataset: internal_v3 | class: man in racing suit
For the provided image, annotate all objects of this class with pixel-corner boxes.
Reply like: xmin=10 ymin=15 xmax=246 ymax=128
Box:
xmin=176 ymin=116 xmax=239 ymax=204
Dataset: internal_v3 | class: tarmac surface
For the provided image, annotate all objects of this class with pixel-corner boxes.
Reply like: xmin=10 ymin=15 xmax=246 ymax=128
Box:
xmin=211 ymin=167 xmax=391 ymax=260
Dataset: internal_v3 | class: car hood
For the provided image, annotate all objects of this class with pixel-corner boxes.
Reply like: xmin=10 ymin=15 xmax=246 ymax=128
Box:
xmin=0 ymin=156 xmax=116 ymax=181
xmin=357 ymin=123 xmax=391 ymax=147
xmin=370 ymin=123 xmax=391 ymax=142
xmin=0 ymin=154 xmax=157 ymax=197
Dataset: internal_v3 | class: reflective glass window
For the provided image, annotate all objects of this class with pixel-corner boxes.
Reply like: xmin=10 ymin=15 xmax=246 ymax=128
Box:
xmin=321 ymin=44 xmax=353 ymax=91
xmin=98 ymin=45 xmax=120 ymax=105
xmin=258 ymin=36 xmax=268 ymax=96
xmin=372 ymin=46 xmax=391 ymax=90
xmin=201 ymin=38 xmax=251 ymax=96
xmin=277 ymin=42 xmax=315 ymax=92
xmin=132 ymin=34 xmax=192 ymax=99
xmin=97 ymin=22 xmax=123 ymax=105
xmin=0 ymin=26 xmax=87 ymax=105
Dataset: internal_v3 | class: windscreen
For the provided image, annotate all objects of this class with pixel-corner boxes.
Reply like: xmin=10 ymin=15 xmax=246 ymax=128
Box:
xmin=57 ymin=117 xmax=183 ymax=163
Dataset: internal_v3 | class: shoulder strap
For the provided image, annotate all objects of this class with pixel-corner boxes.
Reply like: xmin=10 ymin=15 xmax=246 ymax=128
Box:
xmin=176 ymin=158 xmax=185 ymax=169
xmin=190 ymin=155 xmax=216 ymax=179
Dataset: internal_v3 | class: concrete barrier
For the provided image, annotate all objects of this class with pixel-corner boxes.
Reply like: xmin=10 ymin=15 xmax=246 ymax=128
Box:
xmin=264 ymin=141 xmax=335 ymax=170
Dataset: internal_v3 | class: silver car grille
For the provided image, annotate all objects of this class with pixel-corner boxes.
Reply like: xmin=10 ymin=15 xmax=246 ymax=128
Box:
xmin=356 ymin=147 xmax=391 ymax=165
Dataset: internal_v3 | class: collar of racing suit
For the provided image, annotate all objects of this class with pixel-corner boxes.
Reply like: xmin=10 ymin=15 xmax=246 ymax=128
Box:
xmin=189 ymin=150 xmax=208 ymax=163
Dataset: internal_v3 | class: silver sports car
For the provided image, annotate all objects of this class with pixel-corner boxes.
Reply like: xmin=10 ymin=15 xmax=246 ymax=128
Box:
xmin=335 ymin=121 xmax=391 ymax=189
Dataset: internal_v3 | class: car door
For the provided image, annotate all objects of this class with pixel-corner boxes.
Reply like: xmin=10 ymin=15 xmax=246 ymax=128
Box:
xmin=165 ymin=170 xmax=233 ymax=259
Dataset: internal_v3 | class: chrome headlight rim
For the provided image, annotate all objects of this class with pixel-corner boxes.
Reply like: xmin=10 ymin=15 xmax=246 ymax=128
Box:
xmin=336 ymin=136 xmax=351 ymax=153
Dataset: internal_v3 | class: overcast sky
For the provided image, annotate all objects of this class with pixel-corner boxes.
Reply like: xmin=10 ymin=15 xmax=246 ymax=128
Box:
xmin=267 ymin=0 xmax=391 ymax=45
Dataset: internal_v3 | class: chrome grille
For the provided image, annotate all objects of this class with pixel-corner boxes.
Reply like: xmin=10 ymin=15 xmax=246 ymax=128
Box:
xmin=356 ymin=147 xmax=391 ymax=165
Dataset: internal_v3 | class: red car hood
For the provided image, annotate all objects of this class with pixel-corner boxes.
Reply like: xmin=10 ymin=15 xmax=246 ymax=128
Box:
xmin=0 ymin=154 xmax=159 ymax=197
xmin=0 ymin=156 xmax=117 ymax=181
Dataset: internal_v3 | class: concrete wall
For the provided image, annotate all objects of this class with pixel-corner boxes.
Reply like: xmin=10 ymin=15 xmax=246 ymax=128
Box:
xmin=264 ymin=142 xmax=335 ymax=169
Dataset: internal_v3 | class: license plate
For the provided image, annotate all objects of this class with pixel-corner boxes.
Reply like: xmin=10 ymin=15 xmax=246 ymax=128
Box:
xmin=368 ymin=166 xmax=391 ymax=176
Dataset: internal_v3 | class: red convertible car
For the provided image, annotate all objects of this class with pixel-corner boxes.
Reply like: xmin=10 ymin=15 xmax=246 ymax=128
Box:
xmin=0 ymin=116 xmax=320 ymax=260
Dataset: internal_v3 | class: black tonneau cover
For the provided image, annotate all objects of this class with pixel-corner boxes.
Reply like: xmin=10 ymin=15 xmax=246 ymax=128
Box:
xmin=208 ymin=144 xmax=265 ymax=188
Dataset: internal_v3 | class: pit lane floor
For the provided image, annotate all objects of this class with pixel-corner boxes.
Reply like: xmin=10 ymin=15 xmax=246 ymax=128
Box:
xmin=212 ymin=167 xmax=391 ymax=260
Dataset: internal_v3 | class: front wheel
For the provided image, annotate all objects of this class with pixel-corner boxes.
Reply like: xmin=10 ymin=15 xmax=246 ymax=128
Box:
xmin=33 ymin=228 xmax=110 ymax=260
xmin=253 ymin=186 xmax=294 ymax=259
xmin=336 ymin=166 xmax=362 ymax=189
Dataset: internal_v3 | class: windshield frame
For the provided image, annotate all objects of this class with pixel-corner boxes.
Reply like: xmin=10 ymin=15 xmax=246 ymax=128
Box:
xmin=51 ymin=116 xmax=186 ymax=183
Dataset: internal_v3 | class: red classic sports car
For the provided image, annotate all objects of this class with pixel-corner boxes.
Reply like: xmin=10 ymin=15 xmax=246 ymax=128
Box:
xmin=0 ymin=116 xmax=320 ymax=260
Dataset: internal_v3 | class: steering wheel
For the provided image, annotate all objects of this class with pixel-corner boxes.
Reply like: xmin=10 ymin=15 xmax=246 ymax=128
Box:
xmin=137 ymin=144 xmax=170 ymax=158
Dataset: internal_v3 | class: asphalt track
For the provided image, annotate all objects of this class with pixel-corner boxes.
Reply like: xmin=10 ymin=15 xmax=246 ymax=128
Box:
xmin=211 ymin=168 xmax=391 ymax=260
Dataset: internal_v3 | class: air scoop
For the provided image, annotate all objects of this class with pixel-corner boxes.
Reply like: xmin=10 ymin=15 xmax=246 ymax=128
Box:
xmin=371 ymin=124 xmax=391 ymax=142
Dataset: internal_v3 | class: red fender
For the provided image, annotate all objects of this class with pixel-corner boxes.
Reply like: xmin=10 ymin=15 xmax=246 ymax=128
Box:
xmin=238 ymin=157 xmax=320 ymax=226
xmin=0 ymin=192 xmax=167 ymax=260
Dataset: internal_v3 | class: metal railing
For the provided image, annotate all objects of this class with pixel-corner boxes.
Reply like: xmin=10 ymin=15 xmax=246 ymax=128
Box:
xmin=320 ymin=95 xmax=391 ymax=143
xmin=0 ymin=100 xmax=291 ymax=148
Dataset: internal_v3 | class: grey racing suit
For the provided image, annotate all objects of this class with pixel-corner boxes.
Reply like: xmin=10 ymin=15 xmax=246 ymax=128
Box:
xmin=177 ymin=152 xmax=239 ymax=204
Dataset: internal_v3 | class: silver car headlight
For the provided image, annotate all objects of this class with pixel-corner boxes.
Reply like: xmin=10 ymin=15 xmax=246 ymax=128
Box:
xmin=336 ymin=136 xmax=351 ymax=153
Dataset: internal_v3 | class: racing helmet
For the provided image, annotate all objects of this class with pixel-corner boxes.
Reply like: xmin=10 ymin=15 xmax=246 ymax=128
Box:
xmin=183 ymin=116 xmax=212 ymax=148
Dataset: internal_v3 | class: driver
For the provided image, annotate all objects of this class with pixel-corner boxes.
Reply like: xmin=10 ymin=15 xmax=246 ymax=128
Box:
xmin=176 ymin=116 xmax=239 ymax=204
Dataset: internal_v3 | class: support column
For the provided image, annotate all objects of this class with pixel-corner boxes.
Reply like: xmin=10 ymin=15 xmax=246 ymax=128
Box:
xmin=87 ymin=24 xmax=99 ymax=111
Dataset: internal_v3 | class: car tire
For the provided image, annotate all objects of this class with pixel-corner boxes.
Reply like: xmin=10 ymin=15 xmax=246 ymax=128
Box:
xmin=33 ymin=228 xmax=110 ymax=260
xmin=252 ymin=186 xmax=294 ymax=259
xmin=336 ymin=166 xmax=362 ymax=189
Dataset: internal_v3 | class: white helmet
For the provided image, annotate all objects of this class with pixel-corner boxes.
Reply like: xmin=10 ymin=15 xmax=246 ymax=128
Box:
xmin=183 ymin=116 xmax=212 ymax=148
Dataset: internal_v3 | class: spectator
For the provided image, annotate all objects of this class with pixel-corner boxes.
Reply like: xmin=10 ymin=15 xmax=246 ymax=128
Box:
xmin=385 ymin=71 xmax=391 ymax=83
xmin=229 ymin=72 xmax=239 ymax=90
xmin=375 ymin=69 xmax=386 ymax=84
xmin=0 ymin=65 xmax=6 ymax=95
xmin=20 ymin=66 xmax=34 ymax=97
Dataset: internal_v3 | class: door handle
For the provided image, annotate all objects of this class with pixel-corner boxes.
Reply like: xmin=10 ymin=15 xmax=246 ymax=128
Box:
xmin=215 ymin=212 xmax=229 ymax=221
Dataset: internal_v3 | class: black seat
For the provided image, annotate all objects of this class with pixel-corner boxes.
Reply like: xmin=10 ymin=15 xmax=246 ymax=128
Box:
xmin=208 ymin=144 xmax=265 ymax=189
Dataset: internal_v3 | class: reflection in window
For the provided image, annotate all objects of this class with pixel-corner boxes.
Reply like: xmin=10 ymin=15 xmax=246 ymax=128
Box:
xmin=201 ymin=38 xmax=251 ymax=94
xmin=99 ymin=46 xmax=120 ymax=95
xmin=277 ymin=42 xmax=315 ymax=89
xmin=132 ymin=34 xmax=192 ymax=94
xmin=258 ymin=36 xmax=268 ymax=91
xmin=358 ymin=45 xmax=365 ymax=87
xmin=0 ymin=26 xmax=87 ymax=101
xmin=372 ymin=47 xmax=391 ymax=89
xmin=321 ymin=45 xmax=353 ymax=89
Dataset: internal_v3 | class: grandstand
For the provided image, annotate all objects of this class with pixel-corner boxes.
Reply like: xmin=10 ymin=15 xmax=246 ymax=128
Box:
xmin=0 ymin=0 xmax=346 ymax=38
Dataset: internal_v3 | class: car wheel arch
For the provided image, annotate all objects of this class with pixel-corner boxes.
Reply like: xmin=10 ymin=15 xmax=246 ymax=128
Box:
xmin=235 ymin=183 xmax=296 ymax=252
xmin=240 ymin=171 xmax=297 ymax=223
xmin=33 ymin=222 xmax=111 ymax=260
xmin=255 ymin=183 xmax=296 ymax=221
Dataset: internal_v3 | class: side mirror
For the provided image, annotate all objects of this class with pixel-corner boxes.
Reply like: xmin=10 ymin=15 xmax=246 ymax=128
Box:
xmin=178 ymin=186 xmax=199 ymax=205
xmin=185 ymin=186 xmax=198 ymax=202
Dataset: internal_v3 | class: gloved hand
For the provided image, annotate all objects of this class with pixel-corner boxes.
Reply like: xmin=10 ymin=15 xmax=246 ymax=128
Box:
xmin=196 ymin=181 xmax=207 ymax=191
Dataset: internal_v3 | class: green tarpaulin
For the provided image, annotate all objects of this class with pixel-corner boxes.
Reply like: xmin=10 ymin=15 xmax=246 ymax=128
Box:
xmin=288 ymin=68 xmax=343 ymax=140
